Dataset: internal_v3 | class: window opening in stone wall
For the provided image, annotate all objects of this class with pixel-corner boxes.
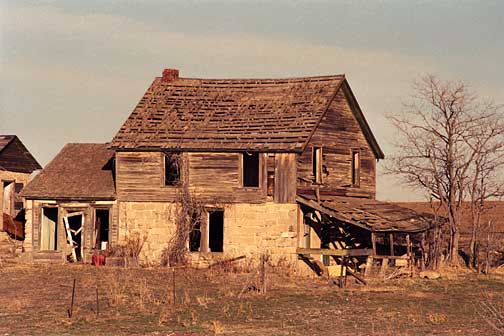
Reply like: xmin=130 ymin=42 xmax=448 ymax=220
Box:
xmin=208 ymin=210 xmax=224 ymax=252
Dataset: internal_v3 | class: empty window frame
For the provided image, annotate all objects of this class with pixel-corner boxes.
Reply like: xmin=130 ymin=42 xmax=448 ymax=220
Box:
xmin=164 ymin=152 xmax=181 ymax=186
xmin=41 ymin=207 xmax=58 ymax=251
xmin=2 ymin=181 xmax=14 ymax=216
xmin=94 ymin=209 xmax=110 ymax=250
xmin=312 ymin=147 xmax=323 ymax=184
xmin=351 ymin=150 xmax=360 ymax=186
xmin=189 ymin=210 xmax=224 ymax=253
xmin=14 ymin=183 xmax=24 ymax=212
xmin=242 ymin=152 xmax=260 ymax=187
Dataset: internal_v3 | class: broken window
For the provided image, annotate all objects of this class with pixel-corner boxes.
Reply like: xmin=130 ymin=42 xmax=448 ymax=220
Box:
xmin=189 ymin=210 xmax=224 ymax=253
xmin=242 ymin=152 xmax=259 ymax=187
xmin=312 ymin=147 xmax=323 ymax=184
xmin=94 ymin=209 xmax=110 ymax=250
xmin=351 ymin=150 xmax=360 ymax=186
xmin=164 ymin=153 xmax=181 ymax=186
xmin=14 ymin=183 xmax=24 ymax=212
xmin=41 ymin=207 xmax=58 ymax=251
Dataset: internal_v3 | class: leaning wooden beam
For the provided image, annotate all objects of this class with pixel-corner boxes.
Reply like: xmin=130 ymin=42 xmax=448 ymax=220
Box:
xmin=208 ymin=255 xmax=246 ymax=269
xmin=347 ymin=267 xmax=367 ymax=285
xmin=296 ymin=248 xmax=372 ymax=257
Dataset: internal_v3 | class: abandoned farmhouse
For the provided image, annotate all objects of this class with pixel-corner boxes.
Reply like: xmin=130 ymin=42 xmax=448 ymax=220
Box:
xmin=9 ymin=69 xmax=435 ymax=272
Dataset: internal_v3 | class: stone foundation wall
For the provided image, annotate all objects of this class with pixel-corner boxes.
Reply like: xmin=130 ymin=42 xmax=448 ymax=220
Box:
xmin=118 ymin=201 xmax=299 ymax=265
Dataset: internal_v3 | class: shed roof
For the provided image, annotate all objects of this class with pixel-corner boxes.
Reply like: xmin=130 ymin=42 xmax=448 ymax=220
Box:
xmin=110 ymin=70 xmax=383 ymax=158
xmin=21 ymin=143 xmax=115 ymax=200
xmin=297 ymin=195 xmax=433 ymax=233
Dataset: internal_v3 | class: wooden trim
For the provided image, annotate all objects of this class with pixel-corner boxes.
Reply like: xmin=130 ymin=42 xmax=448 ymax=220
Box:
xmin=240 ymin=152 xmax=262 ymax=189
xmin=350 ymin=148 xmax=361 ymax=187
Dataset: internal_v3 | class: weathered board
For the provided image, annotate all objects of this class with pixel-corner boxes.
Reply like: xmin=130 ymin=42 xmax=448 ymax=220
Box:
xmin=116 ymin=151 xmax=296 ymax=204
xmin=297 ymin=86 xmax=377 ymax=199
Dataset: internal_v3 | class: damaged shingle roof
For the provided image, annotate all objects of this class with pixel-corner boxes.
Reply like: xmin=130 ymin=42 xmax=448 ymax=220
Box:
xmin=110 ymin=72 xmax=348 ymax=152
xmin=21 ymin=143 xmax=115 ymax=200
xmin=297 ymin=195 xmax=433 ymax=233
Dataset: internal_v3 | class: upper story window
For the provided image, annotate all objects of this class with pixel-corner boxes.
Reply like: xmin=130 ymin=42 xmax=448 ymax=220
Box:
xmin=242 ymin=152 xmax=260 ymax=187
xmin=164 ymin=152 xmax=181 ymax=186
xmin=351 ymin=150 xmax=360 ymax=187
xmin=312 ymin=147 xmax=323 ymax=184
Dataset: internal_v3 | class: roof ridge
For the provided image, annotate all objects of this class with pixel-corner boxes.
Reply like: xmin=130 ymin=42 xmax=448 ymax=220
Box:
xmin=156 ymin=74 xmax=346 ymax=82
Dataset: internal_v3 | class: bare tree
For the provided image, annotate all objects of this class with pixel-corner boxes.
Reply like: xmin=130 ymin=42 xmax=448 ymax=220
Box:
xmin=387 ymin=75 xmax=504 ymax=267
xmin=465 ymin=113 xmax=504 ymax=268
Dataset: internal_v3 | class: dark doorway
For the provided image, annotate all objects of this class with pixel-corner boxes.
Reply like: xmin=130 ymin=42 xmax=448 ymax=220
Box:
xmin=95 ymin=209 xmax=110 ymax=250
xmin=209 ymin=210 xmax=224 ymax=252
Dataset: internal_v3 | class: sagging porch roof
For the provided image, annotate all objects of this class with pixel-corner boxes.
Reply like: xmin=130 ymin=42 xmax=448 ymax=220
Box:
xmin=297 ymin=195 xmax=432 ymax=233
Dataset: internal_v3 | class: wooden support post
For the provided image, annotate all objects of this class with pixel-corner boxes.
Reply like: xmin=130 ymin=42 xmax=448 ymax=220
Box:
xmin=371 ymin=232 xmax=377 ymax=257
xmin=406 ymin=234 xmax=413 ymax=276
xmin=364 ymin=256 xmax=373 ymax=278
xmin=389 ymin=233 xmax=394 ymax=256
xmin=380 ymin=258 xmax=389 ymax=277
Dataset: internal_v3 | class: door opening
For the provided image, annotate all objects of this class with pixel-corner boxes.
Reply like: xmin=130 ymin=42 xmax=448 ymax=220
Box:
xmin=64 ymin=212 xmax=83 ymax=262
xmin=94 ymin=209 xmax=110 ymax=250
xmin=41 ymin=207 xmax=58 ymax=250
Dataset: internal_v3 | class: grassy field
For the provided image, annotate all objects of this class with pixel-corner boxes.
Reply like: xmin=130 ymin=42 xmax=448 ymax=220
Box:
xmin=1 ymin=263 xmax=503 ymax=335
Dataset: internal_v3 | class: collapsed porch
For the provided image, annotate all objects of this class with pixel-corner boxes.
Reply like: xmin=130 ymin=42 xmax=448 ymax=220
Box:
xmin=296 ymin=194 xmax=434 ymax=283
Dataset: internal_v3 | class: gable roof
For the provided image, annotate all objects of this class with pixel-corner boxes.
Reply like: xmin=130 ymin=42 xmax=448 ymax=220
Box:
xmin=110 ymin=70 xmax=384 ymax=158
xmin=297 ymin=195 xmax=433 ymax=233
xmin=21 ymin=143 xmax=115 ymax=200
xmin=0 ymin=135 xmax=42 ymax=173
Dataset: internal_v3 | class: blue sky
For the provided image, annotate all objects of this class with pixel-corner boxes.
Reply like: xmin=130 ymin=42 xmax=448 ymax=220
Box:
xmin=1 ymin=0 xmax=503 ymax=200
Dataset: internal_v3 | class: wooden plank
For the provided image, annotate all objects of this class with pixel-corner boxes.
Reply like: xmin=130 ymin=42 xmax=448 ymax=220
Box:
xmin=296 ymin=247 xmax=372 ymax=257
xmin=389 ymin=233 xmax=394 ymax=256
xmin=296 ymin=195 xmax=371 ymax=231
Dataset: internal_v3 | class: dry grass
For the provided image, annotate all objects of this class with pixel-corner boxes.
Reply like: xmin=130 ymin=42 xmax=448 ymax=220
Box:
xmin=0 ymin=263 xmax=504 ymax=335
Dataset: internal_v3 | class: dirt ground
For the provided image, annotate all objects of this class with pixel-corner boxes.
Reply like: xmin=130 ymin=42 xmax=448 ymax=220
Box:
xmin=1 ymin=263 xmax=503 ymax=336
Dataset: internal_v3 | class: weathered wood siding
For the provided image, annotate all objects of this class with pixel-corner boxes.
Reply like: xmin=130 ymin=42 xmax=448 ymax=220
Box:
xmin=0 ymin=138 xmax=40 ymax=173
xmin=30 ymin=200 xmax=118 ymax=263
xmin=274 ymin=153 xmax=297 ymax=203
xmin=116 ymin=151 xmax=297 ymax=203
xmin=298 ymin=86 xmax=377 ymax=199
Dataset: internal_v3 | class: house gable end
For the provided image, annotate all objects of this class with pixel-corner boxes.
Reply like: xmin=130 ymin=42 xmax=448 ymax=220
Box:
xmin=0 ymin=136 xmax=42 ymax=173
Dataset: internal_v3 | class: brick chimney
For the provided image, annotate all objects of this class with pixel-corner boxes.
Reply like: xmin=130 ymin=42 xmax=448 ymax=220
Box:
xmin=162 ymin=68 xmax=179 ymax=82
